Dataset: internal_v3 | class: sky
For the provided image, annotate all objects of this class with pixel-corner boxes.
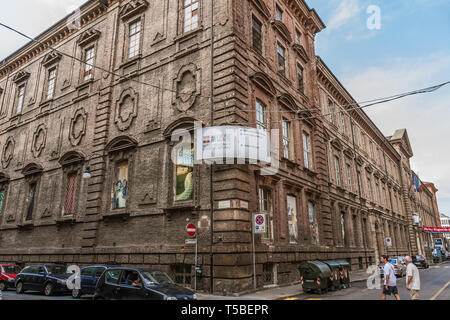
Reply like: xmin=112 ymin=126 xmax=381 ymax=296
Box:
xmin=0 ymin=1 xmax=449 ymax=216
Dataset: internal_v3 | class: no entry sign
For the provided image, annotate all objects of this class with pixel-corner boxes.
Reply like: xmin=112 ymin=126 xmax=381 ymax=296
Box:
xmin=186 ymin=224 xmax=197 ymax=238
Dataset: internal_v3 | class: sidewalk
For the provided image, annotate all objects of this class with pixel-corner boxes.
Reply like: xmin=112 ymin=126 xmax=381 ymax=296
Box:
xmin=197 ymin=270 xmax=371 ymax=300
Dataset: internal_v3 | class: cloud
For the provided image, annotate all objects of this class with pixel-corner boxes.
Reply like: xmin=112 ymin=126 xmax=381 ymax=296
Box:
xmin=340 ymin=52 xmax=450 ymax=212
xmin=327 ymin=0 xmax=362 ymax=30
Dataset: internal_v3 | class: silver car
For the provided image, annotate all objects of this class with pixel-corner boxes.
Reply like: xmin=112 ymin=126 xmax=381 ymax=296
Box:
xmin=390 ymin=257 xmax=406 ymax=277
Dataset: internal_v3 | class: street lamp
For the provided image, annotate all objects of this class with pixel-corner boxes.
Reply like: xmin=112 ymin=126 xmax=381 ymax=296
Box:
xmin=82 ymin=153 xmax=104 ymax=179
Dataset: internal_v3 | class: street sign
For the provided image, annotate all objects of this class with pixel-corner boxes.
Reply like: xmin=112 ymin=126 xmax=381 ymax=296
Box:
xmin=385 ymin=237 xmax=392 ymax=247
xmin=253 ymin=213 xmax=267 ymax=234
xmin=185 ymin=239 xmax=197 ymax=245
xmin=186 ymin=223 xmax=197 ymax=238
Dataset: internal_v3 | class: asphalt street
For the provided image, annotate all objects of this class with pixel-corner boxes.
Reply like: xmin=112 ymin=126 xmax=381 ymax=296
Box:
xmin=290 ymin=261 xmax=450 ymax=300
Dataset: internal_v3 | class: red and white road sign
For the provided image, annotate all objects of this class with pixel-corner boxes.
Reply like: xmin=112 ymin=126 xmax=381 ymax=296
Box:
xmin=186 ymin=224 xmax=197 ymax=238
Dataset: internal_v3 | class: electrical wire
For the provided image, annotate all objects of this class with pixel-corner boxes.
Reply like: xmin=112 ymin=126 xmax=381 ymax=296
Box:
xmin=0 ymin=22 xmax=211 ymax=100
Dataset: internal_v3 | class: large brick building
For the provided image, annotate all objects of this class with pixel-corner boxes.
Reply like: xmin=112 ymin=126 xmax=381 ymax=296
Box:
xmin=0 ymin=0 xmax=442 ymax=295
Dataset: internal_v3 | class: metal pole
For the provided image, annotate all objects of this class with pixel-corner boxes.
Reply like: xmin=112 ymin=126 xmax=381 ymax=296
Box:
xmin=209 ymin=0 xmax=215 ymax=295
xmin=195 ymin=236 xmax=198 ymax=291
xmin=252 ymin=214 xmax=256 ymax=290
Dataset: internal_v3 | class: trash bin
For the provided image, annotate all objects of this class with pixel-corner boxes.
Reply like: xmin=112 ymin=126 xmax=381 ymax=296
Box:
xmin=298 ymin=261 xmax=332 ymax=295
xmin=323 ymin=261 xmax=342 ymax=291
xmin=335 ymin=260 xmax=351 ymax=288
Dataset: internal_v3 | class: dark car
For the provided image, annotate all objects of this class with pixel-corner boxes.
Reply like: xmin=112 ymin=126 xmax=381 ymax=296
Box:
xmin=93 ymin=267 xmax=197 ymax=300
xmin=15 ymin=264 xmax=73 ymax=296
xmin=412 ymin=255 xmax=429 ymax=269
xmin=71 ymin=265 xmax=114 ymax=299
xmin=0 ymin=264 xmax=21 ymax=291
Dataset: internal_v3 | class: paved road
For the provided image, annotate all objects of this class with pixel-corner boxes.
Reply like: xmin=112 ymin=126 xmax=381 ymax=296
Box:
xmin=290 ymin=261 xmax=450 ymax=300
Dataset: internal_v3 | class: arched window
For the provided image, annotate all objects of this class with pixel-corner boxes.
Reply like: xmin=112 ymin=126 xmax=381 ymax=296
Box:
xmin=59 ymin=151 xmax=85 ymax=217
xmin=21 ymin=163 xmax=43 ymax=222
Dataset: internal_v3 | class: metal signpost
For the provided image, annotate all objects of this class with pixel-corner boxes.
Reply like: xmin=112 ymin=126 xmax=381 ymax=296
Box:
xmin=252 ymin=213 xmax=266 ymax=290
xmin=186 ymin=223 xmax=198 ymax=291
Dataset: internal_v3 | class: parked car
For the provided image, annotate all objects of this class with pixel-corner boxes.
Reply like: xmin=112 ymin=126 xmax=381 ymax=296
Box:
xmin=93 ymin=267 xmax=197 ymax=300
xmin=412 ymin=255 xmax=429 ymax=269
xmin=15 ymin=264 xmax=73 ymax=296
xmin=389 ymin=258 xmax=406 ymax=277
xmin=0 ymin=264 xmax=21 ymax=291
xmin=71 ymin=265 xmax=114 ymax=299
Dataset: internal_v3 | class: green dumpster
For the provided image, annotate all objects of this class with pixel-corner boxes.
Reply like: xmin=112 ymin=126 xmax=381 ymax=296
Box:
xmin=323 ymin=261 xmax=342 ymax=291
xmin=298 ymin=261 xmax=332 ymax=295
xmin=335 ymin=260 xmax=351 ymax=288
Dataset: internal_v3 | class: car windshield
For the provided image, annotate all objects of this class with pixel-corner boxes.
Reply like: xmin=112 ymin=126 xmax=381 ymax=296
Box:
xmin=46 ymin=265 xmax=69 ymax=275
xmin=141 ymin=271 xmax=175 ymax=286
xmin=390 ymin=259 xmax=397 ymax=264
xmin=3 ymin=266 xmax=20 ymax=274
xmin=416 ymin=256 xmax=424 ymax=261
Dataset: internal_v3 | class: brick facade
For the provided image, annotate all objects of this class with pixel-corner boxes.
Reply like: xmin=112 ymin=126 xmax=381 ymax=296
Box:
xmin=0 ymin=0 xmax=442 ymax=295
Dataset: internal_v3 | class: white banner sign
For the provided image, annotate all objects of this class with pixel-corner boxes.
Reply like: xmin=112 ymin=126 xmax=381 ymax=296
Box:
xmin=196 ymin=126 xmax=271 ymax=163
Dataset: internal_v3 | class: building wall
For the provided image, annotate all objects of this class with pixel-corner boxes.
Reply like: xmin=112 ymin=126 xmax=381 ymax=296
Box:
xmin=0 ymin=0 xmax=443 ymax=294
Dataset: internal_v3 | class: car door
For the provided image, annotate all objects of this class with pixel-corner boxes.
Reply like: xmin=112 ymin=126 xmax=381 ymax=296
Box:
xmin=91 ymin=267 xmax=106 ymax=294
xmin=102 ymin=269 xmax=123 ymax=300
xmin=35 ymin=266 xmax=47 ymax=292
xmin=80 ymin=267 xmax=96 ymax=294
xmin=117 ymin=270 xmax=146 ymax=300
xmin=19 ymin=266 xmax=34 ymax=289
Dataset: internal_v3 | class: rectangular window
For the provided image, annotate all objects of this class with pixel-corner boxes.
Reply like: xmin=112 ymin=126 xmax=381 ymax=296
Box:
xmin=113 ymin=161 xmax=128 ymax=209
xmin=340 ymin=112 xmax=346 ymax=134
xmin=367 ymin=178 xmax=372 ymax=200
xmin=255 ymin=100 xmax=267 ymax=130
xmin=259 ymin=188 xmax=273 ymax=240
xmin=328 ymin=99 xmax=334 ymax=124
xmin=346 ymin=164 xmax=352 ymax=192
xmin=303 ymin=132 xmax=312 ymax=169
xmin=295 ymin=30 xmax=301 ymax=44
xmin=287 ymin=195 xmax=298 ymax=244
xmin=83 ymin=47 xmax=95 ymax=81
xmin=277 ymin=44 xmax=286 ymax=76
xmin=64 ymin=173 xmax=77 ymax=216
xmin=297 ymin=64 xmax=304 ymax=93
xmin=252 ymin=16 xmax=263 ymax=55
xmin=172 ymin=264 xmax=192 ymax=287
xmin=128 ymin=20 xmax=141 ymax=59
xmin=183 ymin=0 xmax=199 ymax=33
xmin=45 ymin=68 xmax=57 ymax=100
xmin=175 ymin=145 xmax=194 ymax=201
xmin=308 ymin=202 xmax=319 ymax=245
xmin=334 ymin=156 xmax=341 ymax=187
xmin=275 ymin=5 xmax=283 ymax=21
xmin=0 ymin=191 xmax=5 ymax=216
xmin=26 ymin=183 xmax=37 ymax=221
xmin=282 ymin=119 xmax=291 ymax=159
xmin=361 ymin=133 xmax=366 ymax=151
xmin=16 ymin=85 xmax=25 ymax=114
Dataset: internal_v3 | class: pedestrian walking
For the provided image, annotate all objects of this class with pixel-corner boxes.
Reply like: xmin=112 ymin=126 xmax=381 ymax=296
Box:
xmin=380 ymin=255 xmax=400 ymax=300
xmin=405 ymin=256 xmax=421 ymax=300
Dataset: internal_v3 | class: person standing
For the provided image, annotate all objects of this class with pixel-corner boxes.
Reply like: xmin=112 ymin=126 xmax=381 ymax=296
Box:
xmin=380 ymin=255 xmax=400 ymax=300
xmin=405 ymin=256 xmax=421 ymax=300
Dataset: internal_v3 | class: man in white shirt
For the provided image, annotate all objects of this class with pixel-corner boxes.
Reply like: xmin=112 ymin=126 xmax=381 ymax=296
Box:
xmin=405 ymin=255 xmax=421 ymax=300
xmin=380 ymin=255 xmax=400 ymax=300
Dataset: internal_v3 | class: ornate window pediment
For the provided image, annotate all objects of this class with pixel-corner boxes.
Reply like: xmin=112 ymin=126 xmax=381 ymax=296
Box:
xmin=77 ymin=29 xmax=101 ymax=47
xmin=365 ymin=164 xmax=374 ymax=174
xmin=42 ymin=51 xmax=62 ymax=67
xmin=355 ymin=154 xmax=364 ymax=167
xmin=250 ymin=0 xmax=270 ymax=19
xmin=343 ymin=148 xmax=355 ymax=159
xmin=374 ymin=170 xmax=382 ymax=179
xmin=106 ymin=135 xmax=138 ymax=154
xmin=250 ymin=71 xmax=276 ymax=97
xmin=271 ymin=20 xmax=292 ymax=44
xmin=22 ymin=163 xmax=43 ymax=177
xmin=0 ymin=172 xmax=10 ymax=184
xmin=12 ymin=70 xmax=30 ymax=84
xmin=292 ymin=44 xmax=310 ymax=64
xmin=278 ymin=93 xmax=298 ymax=112
xmin=59 ymin=151 xmax=86 ymax=167
xmin=119 ymin=0 xmax=149 ymax=21
xmin=330 ymin=138 xmax=344 ymax=151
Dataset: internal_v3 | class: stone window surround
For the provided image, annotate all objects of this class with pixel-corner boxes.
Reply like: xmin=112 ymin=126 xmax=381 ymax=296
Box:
xmin=178 ymin=0 xmax=202 ymax=36
xmin=0 ymin=174 xmax=10 ymax=223
xmin=58 ymin=152 xmax=85 ymax=219
xmin=21 ymin=168 xmax=43 ymax=224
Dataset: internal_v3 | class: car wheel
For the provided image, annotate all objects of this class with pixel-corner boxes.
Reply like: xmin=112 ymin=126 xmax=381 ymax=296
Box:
xmin=0 ymin=281 xmax=6 ymax=291
xmin=72 ymin=288 xmax=82 ymax=299
xmin=16 ymin=281 xmax=24 ymax=294
xmin=44 ymin=283 xmax=54 ymax=297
